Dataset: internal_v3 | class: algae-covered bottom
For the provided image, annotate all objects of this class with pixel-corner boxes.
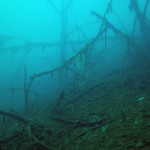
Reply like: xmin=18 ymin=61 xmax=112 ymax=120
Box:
xmin=0 ymin=69 xmax=150 ymax=150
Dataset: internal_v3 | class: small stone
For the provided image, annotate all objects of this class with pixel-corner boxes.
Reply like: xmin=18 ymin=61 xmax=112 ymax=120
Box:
xmin=135 ymin=120 xmax=138 ymax=125
xmin=101 ymin=125 xmax=108 ymax=132
xmin=136 ymin=140 xmax=143 ymax=147
xmin=138 ymin=97 xmax=144 ymax=101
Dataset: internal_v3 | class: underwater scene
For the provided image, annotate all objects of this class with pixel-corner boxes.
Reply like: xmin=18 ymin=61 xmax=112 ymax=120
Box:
xmin=0 ymin=0 xmax=150 ymax=149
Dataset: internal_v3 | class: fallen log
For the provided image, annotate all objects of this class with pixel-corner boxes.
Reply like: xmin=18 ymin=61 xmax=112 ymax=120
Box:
xmin=52 ymin=117 xmax=107 ymax=127
xmin=0 ymin=109 xmax=53 ymax=150
xmin=0 ymin=109 xmax=28 ymax=125
xmin=0 ymin=109 xmax=50 ymax=131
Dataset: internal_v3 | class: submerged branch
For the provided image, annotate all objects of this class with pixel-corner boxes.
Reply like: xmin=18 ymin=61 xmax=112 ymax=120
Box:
xmin=28 ymin=28 xmax=106 ymax=84
xmin=91 ymin=10 xmax=142 ymax=52
xmin=0 ymin=40 xmax=88 ymax=52
xmin=47 ymin=0 xmax=61 ymax=14
xmin=91 ymin=11 xmax=129 ymax=40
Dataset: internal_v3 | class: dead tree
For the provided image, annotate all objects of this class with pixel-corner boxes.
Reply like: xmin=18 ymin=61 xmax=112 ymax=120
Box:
xmin=129 ymin=0 xmax=150 ymax=48
xmin=24 ymin=65 xmax=29 ymax=114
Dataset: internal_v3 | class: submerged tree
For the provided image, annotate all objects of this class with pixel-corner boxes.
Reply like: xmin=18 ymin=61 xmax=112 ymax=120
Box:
xmin=48 ymin=0 xmax=74 ymax=64
xmin=0 ymin=0 xmax=150 ymax=113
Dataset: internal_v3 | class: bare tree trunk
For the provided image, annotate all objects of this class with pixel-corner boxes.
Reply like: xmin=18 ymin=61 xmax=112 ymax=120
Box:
xmin=60 ymin=0 xmax=68 ymax=64
xmin=129 ymin=0 xmax=150 ymax=47
xmin=24 ymin=65 xmax=28 ymax=114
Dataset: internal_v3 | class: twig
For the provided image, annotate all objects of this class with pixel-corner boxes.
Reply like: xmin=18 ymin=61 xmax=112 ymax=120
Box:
xmin=47 ymin=0 xmax=61 ymax=14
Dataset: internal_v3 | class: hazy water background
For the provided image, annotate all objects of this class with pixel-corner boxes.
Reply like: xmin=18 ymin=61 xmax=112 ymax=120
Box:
xmin=0 ymin=0 xmax=147 ymax=110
